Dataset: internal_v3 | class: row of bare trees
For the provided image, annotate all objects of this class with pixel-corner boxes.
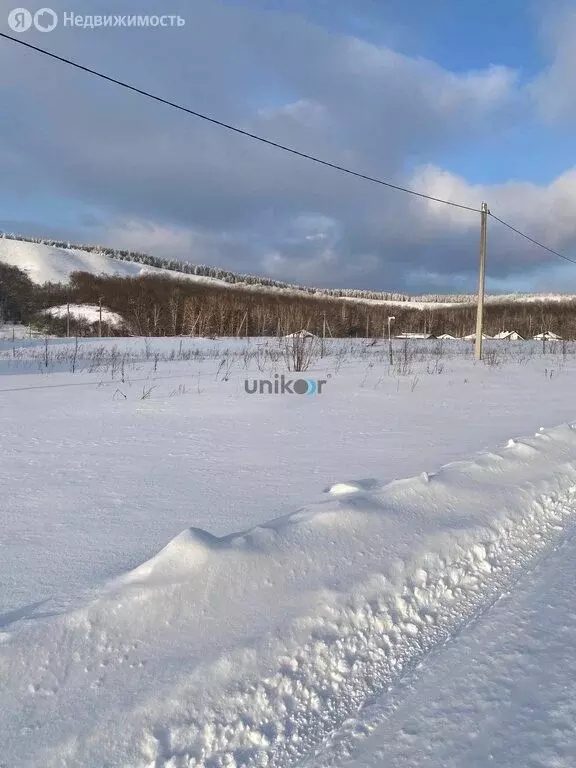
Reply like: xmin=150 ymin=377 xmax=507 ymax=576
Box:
xmin=22 ymin=270 xmax=575 ymax=339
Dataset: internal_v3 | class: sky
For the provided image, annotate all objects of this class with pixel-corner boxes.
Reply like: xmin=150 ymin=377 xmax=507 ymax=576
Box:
xmin=1 ymin=0 xmax=576 ymax=293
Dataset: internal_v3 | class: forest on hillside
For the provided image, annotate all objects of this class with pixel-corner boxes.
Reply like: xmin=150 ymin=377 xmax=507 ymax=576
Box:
xmin=1 ymin=263 xmax=573 ymax=339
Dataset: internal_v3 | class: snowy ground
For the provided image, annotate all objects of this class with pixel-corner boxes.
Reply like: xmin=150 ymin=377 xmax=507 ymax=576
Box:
xmin=313 ymin=530 xmax=576 ymax=768
xmin=42 ymin=304 xmax=124 ymax=328
xmin=0 ymin=323 xmax=44 ymax=341
xmin=2 ymin=336 xmax=576 ymax=766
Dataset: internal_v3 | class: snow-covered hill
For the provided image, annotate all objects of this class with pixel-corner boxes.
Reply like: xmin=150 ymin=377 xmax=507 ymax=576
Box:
xmin=0 ymin=236 xmax=438 ymax=306
xmin=0 ymin=237 xmax=230 ymax=288
xmin=0 ymin=238 xmax=143 ymax=284
xmin=2 ymin=234 xmax=576 ymax=308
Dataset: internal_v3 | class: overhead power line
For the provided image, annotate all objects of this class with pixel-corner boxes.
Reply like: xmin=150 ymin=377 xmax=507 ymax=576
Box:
xmin=2 ymin=33 xmax=575 ymax=270
xmin=488 ymin=212 xmax=576 ymax=267
xmin=0 ymin=32 xmax=480 ymax=213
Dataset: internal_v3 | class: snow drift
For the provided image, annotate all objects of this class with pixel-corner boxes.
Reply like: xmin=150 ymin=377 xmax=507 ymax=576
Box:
xmin=3 ymin=424 xmax=576 ymax=767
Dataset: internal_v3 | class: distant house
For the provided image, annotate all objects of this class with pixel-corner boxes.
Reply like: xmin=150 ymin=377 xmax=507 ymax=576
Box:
xmin=395 ymin=332 xmax=437 ymax=340
xmin=493 ymin=330 xmax=524 ymax=341
xmin=462 ymin=332 xmax=492 ymax=341
xmin=437 ymin=333 xmax=457 ymax=340
xmin=284 ymin=330 xmax=317 ymax=339
xmin=533 ymin=331 xmax=562 ymax=341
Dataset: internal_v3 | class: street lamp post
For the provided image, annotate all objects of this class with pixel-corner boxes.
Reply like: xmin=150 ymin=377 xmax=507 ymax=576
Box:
xmin=388 ymin=316 xmax=395 ymax=365
xmin=98 ymin=296 xmax=103 ymax=338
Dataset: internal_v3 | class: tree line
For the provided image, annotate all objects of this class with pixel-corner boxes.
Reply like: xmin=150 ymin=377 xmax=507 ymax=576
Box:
xmin=1 ymin=264 xmax=572 ymax=339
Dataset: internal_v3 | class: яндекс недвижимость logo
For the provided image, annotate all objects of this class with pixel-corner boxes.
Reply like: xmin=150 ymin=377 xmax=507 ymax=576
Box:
xmin=6 ymin=8 xmax=186 ymax=31
xmin=244 ymin=374 xmax=327 ymax=396
xmin=8 ymin=7 xmax=58 ymax=32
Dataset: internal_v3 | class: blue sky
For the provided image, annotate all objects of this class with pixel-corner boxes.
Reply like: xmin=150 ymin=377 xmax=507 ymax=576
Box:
xmin=234 ymin=0 xmax=576 ymax=186
xmin=2 ymin=0 xmax=576 ymax=293
xmin=238 ymin=0 xmax=543 ymax=75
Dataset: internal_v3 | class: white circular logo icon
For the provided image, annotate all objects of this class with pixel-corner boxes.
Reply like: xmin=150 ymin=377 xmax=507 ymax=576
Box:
xmin=8 ymin=7 xmax=33 ymax=32
xmin=34 ymin=7 xmax=57 ymax=31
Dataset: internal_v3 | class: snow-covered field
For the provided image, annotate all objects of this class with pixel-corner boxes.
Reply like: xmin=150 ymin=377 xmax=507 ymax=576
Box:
xmin=2 ymin=335 xmax=576 ymax=767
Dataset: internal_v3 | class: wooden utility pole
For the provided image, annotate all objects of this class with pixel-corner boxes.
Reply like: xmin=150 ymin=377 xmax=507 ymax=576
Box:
xmin=474 ymin=201 xmax=489 ymax=361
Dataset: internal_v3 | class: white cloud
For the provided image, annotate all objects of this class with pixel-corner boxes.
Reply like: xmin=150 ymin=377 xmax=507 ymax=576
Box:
xmin=405 ymin=163 xmax=576 ymax=270
xmin=531 ymin=3 xmax=576 ymax=123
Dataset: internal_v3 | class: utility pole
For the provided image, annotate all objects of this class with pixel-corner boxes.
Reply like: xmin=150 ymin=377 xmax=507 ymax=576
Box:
xmin=474 ymin=202 xmax=489 ymax=361
xmin=66 ymin=300 xmax=70 ymax=338
xmin=98 ymin=296 xmax=103 ymax=338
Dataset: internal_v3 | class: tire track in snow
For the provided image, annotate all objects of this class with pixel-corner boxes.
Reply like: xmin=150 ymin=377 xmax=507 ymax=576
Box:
xmin=303 ymin=517 xmax=576 ymax=768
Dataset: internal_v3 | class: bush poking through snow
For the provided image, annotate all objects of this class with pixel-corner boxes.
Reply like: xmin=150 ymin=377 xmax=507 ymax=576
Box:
xmin=282 ymin=333 xmax=319 ymax=372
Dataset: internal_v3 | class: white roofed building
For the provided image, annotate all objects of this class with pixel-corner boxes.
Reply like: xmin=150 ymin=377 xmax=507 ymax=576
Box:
xmin=493 ymin=331 xmax=524 ymax=341
xmin=533 ymin=331 xmax=562 ymax=341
